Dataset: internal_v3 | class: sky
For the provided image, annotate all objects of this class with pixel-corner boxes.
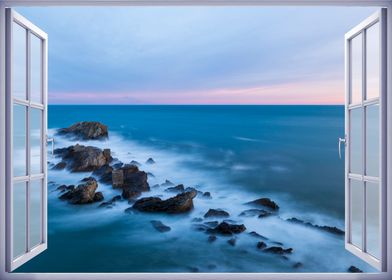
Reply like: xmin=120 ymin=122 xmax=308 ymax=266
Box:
xmin=17 ymin=6 xmax=378 ymax=105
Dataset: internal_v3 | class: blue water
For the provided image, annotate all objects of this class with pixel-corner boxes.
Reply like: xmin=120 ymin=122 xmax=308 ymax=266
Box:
xmin=17 ymin=105 xmax=374 ymax=272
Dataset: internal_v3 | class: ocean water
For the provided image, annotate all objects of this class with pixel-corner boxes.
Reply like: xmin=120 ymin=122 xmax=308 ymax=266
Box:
xmin=17 ymin=105 xmax=375 ymax=273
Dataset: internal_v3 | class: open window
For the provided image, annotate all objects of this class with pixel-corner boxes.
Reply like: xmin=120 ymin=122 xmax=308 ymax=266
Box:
xmin=5 ymin=9 xmax=48 ymax=272
xmin=344 ymin=8 xmax=387 ymax=271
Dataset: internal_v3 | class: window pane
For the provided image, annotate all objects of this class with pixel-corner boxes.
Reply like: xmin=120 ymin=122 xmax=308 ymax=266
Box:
xmin=13 ymin=104 xmax=26 ymax=177
xmin=30 ymin=34 xmax=42 ymax=104
xmin=30 ymin=108 xmax=42 ymax=174
xmin=350 ymin=33 xmax=363 ymax=104
xmin=366 ymin=182 xmax=380 ymax=259
xmin=30 ymin=179 xmax=42 ymax=249
xmin=13 ymin=181 xmax=27 ymax=259
xmin=366 ymin=104 xmax=379 ymax=177
xmin=350 ymin=179 xmax=364 ymax=249
xmin=13 ymin=22 xmax=27 ymax=100
xmin=366 ymin=22 xmax=380 ymax=100
xmin=350 ymin=108 xmax=362 ymax=174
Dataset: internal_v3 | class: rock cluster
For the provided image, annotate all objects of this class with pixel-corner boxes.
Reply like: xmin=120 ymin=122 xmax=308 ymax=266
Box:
xmin=57 ymin=121 xmax=108 ymax=140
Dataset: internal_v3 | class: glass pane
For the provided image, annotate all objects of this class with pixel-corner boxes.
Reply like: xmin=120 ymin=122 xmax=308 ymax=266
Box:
xmin=31 ymin=108 xmax=42 ymax=174
xmin=13 ymin=22 xmax=27 ymax=100
xmin=13 ymin=104 xmax=26 ymax=177
xmin=366 ymin=104 xmax=379 ymax=177
xmin=350 ymin=179 xmax=364 ymax=249
xmin=30 ymin=180 xmax=42 ymax=249
xmin=350 ymin=108 xmax=362 ymax=174
xmin=30 ymin=34 xmax=42 ymax=103
xmin=350 ymin=33 xmax=363 ymax=104
xmin=13 ymin=181 xmax=27 ymax=259
xmin=366 ymin=22 xmax=380 ymax=100
xmin=366 ymin=182 xmax=380 ymax=259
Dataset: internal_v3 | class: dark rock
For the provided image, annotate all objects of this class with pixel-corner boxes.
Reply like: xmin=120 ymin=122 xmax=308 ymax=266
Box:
xmin=146 ymin=158 xmax=155 ymax=164
xmin=161 ymin=180 xmax=175 ymax=187
xmin=286 ymin=217 xmax=344 ymax=235
xmin=193 ymin=224 xmax=210 ymax=232
xmin=94 ymin=192 xmax=104 ymax=202
xmin=112 ymin=162 xmax=124 ymax=169
xmin=165 ymin=184 xmax=185 ymax=193
xmin=150 ymin=220 xmax=171 ymax=232
xmin=132 ymin=190 xmax=197 ymax=214
xmin=264 ymin=246 xmax=293 ymax=255
xmin=208 ymin=235 xmax=217 ymax=243
xmin=246 ymin=198 xmax=279 ymax=210
xmin=57 ymin=121 xmax=108 ymax=140
xmin=93 ymin=164 xmax=113 ymax=184
xmin=192 ymin=217 xmax=203 ymax=223
xmin=52 ymin=161 xmax=67 ymax=170
xmin=248 ymin=231 xmax=269 ymax=240
xmin=293 ymin=262 xmax=303 ymax=269
xmin=130 ymin=160 xmax=141 ymax=166
xmin=112 ymin=164 xmax=149 ymax=200
xmin=59 ymin=178 xmax=101 ymax=204
xmin=227 ymin=238 xmax=236 ymax=246
xmin=56 ymin=185 xmax=68 ymax=192
xmin=239 ymin=209 xmax=271 ymax=217
xmin=207 ymin=222 xmax=246 ymax=235
xmin=202 ymin=192 xmax=212 ymax=199
xmin=147 ymin=172 xmax=155 ymax=178
xmin=54 ymin=144 xmax=112 ymax=172
xmin=204 ymin=209 xmax=230 ymax=218
xmin=110 ymin=195 xmax=122 ymax=203
xmin=271 ymin=241 xmax=284 ymax=246
xmin=122 ymin=189 xmax=141 ymax=200
xmin=348 ymin=266 xmax=362 ymax=273
xmin=98 ymin=202 xmax=113 ymax=208
xmin=187 ymin=267 xmax=199 ymax=273
xmin=257 ymin=241 xmax=267 ymax=249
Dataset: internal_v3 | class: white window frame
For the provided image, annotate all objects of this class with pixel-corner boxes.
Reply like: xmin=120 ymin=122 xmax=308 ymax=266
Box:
xmin=0 ymin=1 xmax=391 ymax=280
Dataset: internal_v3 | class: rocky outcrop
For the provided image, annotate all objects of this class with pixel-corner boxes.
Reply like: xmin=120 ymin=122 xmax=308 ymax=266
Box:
xmin=204 ymin=209 xmax=230 ymax=218
xmin=93 ymin=164 xmax=113 ymax=184
xmin=52 ymin=161 xmax=67 ymax=170
xmin=207 ymin=222 xmax=246 ymax=235
xmin=246 ymin=198 xmax=279 ymax=210
xmin=59 ymin=178 xmax=103 ymax=204
xmin=131 ymin=190 xmax=197 ymax=214
xmin=165 ymin=184 xmax=185 ymax=193
xmin=112 ymin=164 xmax=149 ymax=200
xmin=54 ymin=144 xmax=112 ymax=172
xmin=286 ymin=217 xmax=344 ymax=235
xmin=264 ymin=246 xmax=293 ymax=255
xmin=150 ymin=220 xmax=171 ymax=232
xmin=57 ymin=121 xmax=108 ymax=140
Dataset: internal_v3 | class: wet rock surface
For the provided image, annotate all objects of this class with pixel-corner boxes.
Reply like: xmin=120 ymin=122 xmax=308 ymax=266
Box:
xmin=246 ymin=198 xmax=279 ymax=210
xmin=57 ymin=121 xmax=108 ymax=140
xmin=207 ymin=222 xmax=246 ymax=235
xmin=204 ymin=209 xmax=230 ymax=218
xmin=150 ymin=220 xmax=171 ymax=232
xmin=348 ymin=266 xmax=362 ymax=273
xmin=59 ymin=178 xmax=103 ymax=204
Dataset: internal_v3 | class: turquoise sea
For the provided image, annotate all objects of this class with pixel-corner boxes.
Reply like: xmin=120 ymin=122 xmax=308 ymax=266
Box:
xmin=16 ymin=105 xmax=375 ymax=272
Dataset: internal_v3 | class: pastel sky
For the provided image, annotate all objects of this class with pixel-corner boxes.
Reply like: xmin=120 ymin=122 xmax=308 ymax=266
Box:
xmin=17 ymin=6 xmax=377 ymax=105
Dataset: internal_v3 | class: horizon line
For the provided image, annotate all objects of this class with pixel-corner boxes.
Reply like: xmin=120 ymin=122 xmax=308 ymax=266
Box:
xmin=48 ymin=103 xmax=344 ymax=106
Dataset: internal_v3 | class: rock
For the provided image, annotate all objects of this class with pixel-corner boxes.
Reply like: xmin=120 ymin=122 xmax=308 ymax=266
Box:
xmin=293 ymin=262 xmax=303 ymax=269
xmin=151 ymin=184 xmax=160 ymax=188
xmin=286 ymin=217 xmax=344 ymax=235
xmin=264 ymin=246 xmax=293 ymax=255
xmin=228 ymin=238 xmax=236 ymax=246
xmin=112 ymin=169 xmax=124 ymax=187
xmin=94 ymin=192 xmax=104 ymax=202
xmin=150 ymin=220 xmax=171 ymax=232
xmin=132 ymin=190 xmax=197 ymax=214
xmin=147 ymin=172 xmax=155 ymax=178
xmin=93 ymin=164 xmax=113 ymax=184
xmin=59 ymin=178 xmax=101 ymax=204
xmin=112 ymin=164 xmax=149 ymax=200
xmin=54 ymin=144 xmax=112 ymax=172
xmin=187 ymin=267 xmax=199 ymax=273
xmin=248 ymin=231 xmax=269 ymax=240
xmin=246 ymin=198 xmax=279 ymax=210
xmin=165 ymin=184 xmax=185 ymax=193
xmin=112 ymin=162 xmax=124 ymax=169
xmin=192 ymin=217 xmax=203 ymax=223
xmin=202 ymin=192 xmax=212 ymax=199
xmin=52 ymin=161 xmax=67 ymax=170
xmin=348 ymin=266 xmax=362 ymax=273
xmin=207 ymin=222 xmax=246 ymax=235
xmin=256 ymin=241 xmax=267 ymax=249
xmin=239 ymin=209 xmax=271 ymax=217
xmin=57 ymin=121 xmax=108 ymax=140
xmin=193 ymin=224 xmax=210 ymax=232
xmin=56 ymin=185 xmax=68 ymax=192
xmin=161 ymin=180 xmax=175 ymax=187
xmin=208 ymin=235 xmax=217 ymax=243
xmin=130 ymin=160 xmax=141 ymax=166
xmin=204 ymin=209 xmax=230 ymax=218
xmin=110 ymin=195 xmax=122 ymax=203
xmin=98 ymin=202 xmax=113 ymax=208
xmin=122 ymin=189 xmax=141 ymax=200
xmin=271 ymin=241 xmax=284 ymax=246
xmin=146 ymin=158 xmax=155 ymax=164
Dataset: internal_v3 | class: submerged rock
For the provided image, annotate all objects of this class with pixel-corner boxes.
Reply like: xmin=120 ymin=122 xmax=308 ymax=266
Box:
xmin=146 ymin=158 xmax=155 ymax=164
xmin=239 ymin=209 xmax=271 ymax=218
xmin=54 ymin=144 xmax=112 ymax=172
xmin=293 ymin=262 xmax=303 ymax=269
xmin=208 ymin=235 xmax=217 ymax=243
xmin=202 ymin=192 xmax=212 ymax=199
xmin=348 ymin=266 xmax=362 ymax=273
xmin=150 ymin=220 xmax=171 ymax=232
xmin=264 ymin=246 xmax=293 ymax=255
xmin=57 ymin=121 xmax=108 ymax=140
xmin=161 ymin=180 xmax=175 ymax=187
xmin=246 ymin=198 xmax=279 ymax=210
xmin=207 ymin=222 xmax=246 ymax=235
xmin=132 ymin=190 xmax=197 ymax=214
xmin=248 ymin=231 xmax=269 ymax=240
xmin=227 ymin=238 xmax=236 ymax=246
xmin=256 ymin=241 xmax=267 ymax=249
xmin=286 ymin=217 xmax=344 ymax=235
xmin=204 ymin=209 xmax=230 ymax=218
xmin=59 ymin=178 xmax=103 ymax=204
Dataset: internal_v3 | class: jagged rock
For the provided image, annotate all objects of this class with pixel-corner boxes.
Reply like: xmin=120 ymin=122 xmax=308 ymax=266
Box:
xmin=93 ymin=164 xmax=113 ymax=184
xmin=246 ymin=198 xmax=279 ymax=210
xmin=54 ymin=144 xmax=112 ymax=172
xmin=112 ymin=164 xmax=149 ymax=200
xmin=112 ymin=162 xmax=124 ymax=169
xmin=248 ymin=231 xmax=269 ymax=240
xmin=239 ymin=209 xmax=271 ymax=217
xmin=122 ymin=189 xmax=141 ymax=200
xmin=146 ymin=158 xmax=155 ymax=164
xmin=264 ymin=246 xmax=293 ymax=255
xmin=165 ymin=184 xmax=185 ymax=193
xmin=207 ymin=222 xmax=246 ymax=235
xmin=256 ymin=241 xmax=267 ymax=249
xmin=161 ymin=180 xmax=175 ymax=187
xmin=132 ymin=190 xmax=197 ymax=214
xmin=52 ymin=161 xmax=67 ymax=170
xmin=150 ymin=220 xmax=171 ymax=232
xmin=348 ymin=266 xmax=362 ymax=273
xmin=59 ymin=178 xmax=102 ymax=204
xmin=204 ymin=209 xmax=230 ymax=218
xmin=130 ymin=160 xmax=141 ymax=166
xmin=57 ymin=121 xmax=108 ymax=140
xmin=286 ymin=217 xmax=344 ymax=235
xmin=227 ymin=238 xmax=236 ymax=246
xmin=208 ymin=235 xmax=217 ymax=243
xmin=202 ymin=192 xmax=212 ymax=199
xmin=56 ymin=185 xmax=68 ymax=192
